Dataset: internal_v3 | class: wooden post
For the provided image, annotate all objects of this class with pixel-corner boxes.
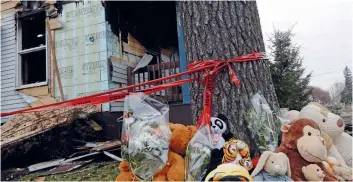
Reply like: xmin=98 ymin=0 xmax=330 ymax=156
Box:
xmin=46 ymin=20 xmax=65 ymax=101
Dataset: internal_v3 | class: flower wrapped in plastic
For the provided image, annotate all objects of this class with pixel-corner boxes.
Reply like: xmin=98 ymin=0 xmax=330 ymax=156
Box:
xmin=121 ymin=93 xmax=171 ymax=180
xmin=245 ymin=92 xmax=279 ymax=152
xmin=185 ymin=124 xmax=212 ymax=181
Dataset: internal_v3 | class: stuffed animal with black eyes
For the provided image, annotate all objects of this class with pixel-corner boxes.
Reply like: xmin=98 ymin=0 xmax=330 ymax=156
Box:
xmin=202 ymin=114 xmax=234 ymax=181
xmin=210 ymin=114 xmax=234 ymax=150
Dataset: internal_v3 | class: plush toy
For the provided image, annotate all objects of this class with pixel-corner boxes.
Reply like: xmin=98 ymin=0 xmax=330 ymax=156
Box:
xmin=275 ymin=118 xmax=337 ymax=181
xmin=203 ymin=114 xmax=235 ymax=181
xmin=115 ymin=123 xmax=196 ymax=181
xmin=299 ymin=102 xmax=352 ymax=167
xmin=205 ymin=163 xmax=253 ymax=182
xmin=322 ymin=156 xmax=353 ymax=181
xmin=285 ymin=110 xmax=300 ymax=121
xmin=210 ymin=114 xmax=233 ymax=150
xmin=222 ymin=138 xmax=253 ymax=171
xmin=302 ymin=164 xmax=325 ymax=182
xmin=250 ymin=151 xmax=292 ymax=181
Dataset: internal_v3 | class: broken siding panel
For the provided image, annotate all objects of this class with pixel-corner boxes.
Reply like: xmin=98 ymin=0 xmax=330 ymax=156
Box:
xmin=106 ymin=23 xmax=128 ymax=112
xmin=108 ymin=82 xmax=126 ymax=112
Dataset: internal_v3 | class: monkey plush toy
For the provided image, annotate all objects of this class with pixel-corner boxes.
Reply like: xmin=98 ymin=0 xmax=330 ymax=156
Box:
xmin=275 ymin=118 xmax=337 ymax=181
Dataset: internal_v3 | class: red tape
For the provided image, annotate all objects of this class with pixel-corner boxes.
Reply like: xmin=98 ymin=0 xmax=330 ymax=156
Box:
xmin=0 ymin=52 xmax=265 ymax=118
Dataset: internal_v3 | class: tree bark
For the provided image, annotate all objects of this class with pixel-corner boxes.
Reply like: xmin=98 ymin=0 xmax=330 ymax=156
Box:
xmin=179 ymin=1 xmax=280 ymax=157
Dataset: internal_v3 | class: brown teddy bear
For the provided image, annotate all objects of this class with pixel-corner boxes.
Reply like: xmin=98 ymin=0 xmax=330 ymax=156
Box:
xmin=115 ymin=123 xmax=197 ymax=181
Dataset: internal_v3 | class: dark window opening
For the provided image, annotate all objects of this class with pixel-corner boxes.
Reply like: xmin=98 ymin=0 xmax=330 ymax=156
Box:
xmin=21 ymin=11 xmax=46 ymax=50
xmin=105 ymin=1 xmax=178 ymax=53
xmin=105 ymin=1 xmax=183 ymax=103
xmin=21 ymin=49 xmax=46 ymax=85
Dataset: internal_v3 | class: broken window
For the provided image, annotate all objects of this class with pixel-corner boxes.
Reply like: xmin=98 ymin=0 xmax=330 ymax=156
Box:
xmin=105 ymin=2 xmax=183 ymax=103
xmin=17 ymin=10 xmax=47 ymax=87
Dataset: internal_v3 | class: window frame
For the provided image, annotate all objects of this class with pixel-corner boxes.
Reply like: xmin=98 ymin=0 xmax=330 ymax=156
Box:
xmin=15 ymin=11 xmax=49 ymax=89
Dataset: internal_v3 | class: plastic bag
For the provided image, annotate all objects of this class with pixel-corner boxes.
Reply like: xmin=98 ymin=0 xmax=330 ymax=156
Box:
xmin=185 ymin=124 xmax=212 ymax=181
xmin=245 ymin=92 xmax=278 ymax=152
xmin=121 ymin=93 xmax=171 ymax=180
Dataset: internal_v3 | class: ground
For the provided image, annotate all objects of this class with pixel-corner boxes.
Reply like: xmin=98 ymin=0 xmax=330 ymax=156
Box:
xmin=19 ymin=161 xmax=120 ymax=181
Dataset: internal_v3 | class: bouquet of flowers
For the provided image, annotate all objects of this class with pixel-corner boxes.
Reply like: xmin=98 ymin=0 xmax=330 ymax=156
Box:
xmin=185 ymin=124 xmax=212 ymax=181
xmin=121 ymin=93 xmax=171 ymax=180
xmin=245 ymin=92 xmax=279 ymax=152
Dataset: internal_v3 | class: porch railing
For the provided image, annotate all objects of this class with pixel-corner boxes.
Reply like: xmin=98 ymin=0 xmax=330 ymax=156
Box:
xmin=126 ymin=61 xmax=183 ymax=103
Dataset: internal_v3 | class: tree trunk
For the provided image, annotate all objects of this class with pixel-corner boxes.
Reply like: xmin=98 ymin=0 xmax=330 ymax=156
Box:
xmin=179 ymin=1 xmax=280 ymax=157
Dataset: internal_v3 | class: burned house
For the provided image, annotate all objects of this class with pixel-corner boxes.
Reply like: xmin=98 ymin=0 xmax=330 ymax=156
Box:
xmin=1 ymin=1 xmax=196 ymax=178
xmin=1 ymin=1 xmax=193 ymax=124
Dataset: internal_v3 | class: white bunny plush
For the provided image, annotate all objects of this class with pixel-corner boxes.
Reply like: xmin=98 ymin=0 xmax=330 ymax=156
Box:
xmin=251 ymin=151 xmax=293 ymax=181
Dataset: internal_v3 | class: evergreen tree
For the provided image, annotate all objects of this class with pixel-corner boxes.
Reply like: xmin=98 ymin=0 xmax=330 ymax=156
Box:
xmin=269 ymin=29 xmax=312 ymax=110
xmin=341 ymin=66 xmax=352 ymax=104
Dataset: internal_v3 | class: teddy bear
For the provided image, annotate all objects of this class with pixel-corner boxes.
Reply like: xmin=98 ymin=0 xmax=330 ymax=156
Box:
xmin=251 ymin=151 xmax=293 ymax=181
xmin=115 ymin=123 xmax=196 ymax=181
xmin=302 ymin=164 xmax=325 ymax=182
xmin=299 ymin=102 xmax=352 ymax=167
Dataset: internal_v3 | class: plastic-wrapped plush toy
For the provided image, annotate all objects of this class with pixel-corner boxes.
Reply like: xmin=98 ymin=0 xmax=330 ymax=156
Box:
xmin=222 ymin=138 xmax=253 ymax=171
xmin=251 ymin=151 xmax=293 ymax=181
xmin=115 ymin=123 xmax=197 ymax=181
xmin=202 ymin=114 xmax=253 ymax=181
xmin=205 ymin=163 xmax=253 ymax=182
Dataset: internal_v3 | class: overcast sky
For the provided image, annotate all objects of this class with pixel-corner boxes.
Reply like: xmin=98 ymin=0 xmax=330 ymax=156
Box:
xmin=257 ymin=0 xmax=352 ymax=90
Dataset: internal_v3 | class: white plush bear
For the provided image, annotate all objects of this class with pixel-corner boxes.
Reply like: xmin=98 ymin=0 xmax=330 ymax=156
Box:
xmin=299 ymin=102 xmax=352 ymax=167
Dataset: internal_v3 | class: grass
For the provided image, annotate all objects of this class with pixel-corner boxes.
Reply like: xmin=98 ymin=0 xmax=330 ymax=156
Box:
xmin=19 ymin=161 xmax=120 ymax=181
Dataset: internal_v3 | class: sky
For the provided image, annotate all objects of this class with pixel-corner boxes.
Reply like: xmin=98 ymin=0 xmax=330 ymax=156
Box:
xmin=257 ymin=0 xmax=352 ymax=90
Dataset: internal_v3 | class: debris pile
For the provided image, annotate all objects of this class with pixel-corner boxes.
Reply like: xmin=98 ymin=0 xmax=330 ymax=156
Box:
xmin=1 ymin=106 xmax=123 ymax=181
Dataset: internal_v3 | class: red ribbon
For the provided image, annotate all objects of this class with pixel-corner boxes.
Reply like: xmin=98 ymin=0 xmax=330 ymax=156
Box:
xmin=1 ymin=52 xmax=264 ymax=118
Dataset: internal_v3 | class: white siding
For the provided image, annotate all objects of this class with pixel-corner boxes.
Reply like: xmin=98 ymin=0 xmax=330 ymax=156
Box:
xmin=1 ymin=12 xmax=27 ymax=123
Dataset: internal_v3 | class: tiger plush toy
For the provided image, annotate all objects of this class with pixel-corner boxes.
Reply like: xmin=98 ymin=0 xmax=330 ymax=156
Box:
xmin=222 ymin=138 xmax=253 ymax=171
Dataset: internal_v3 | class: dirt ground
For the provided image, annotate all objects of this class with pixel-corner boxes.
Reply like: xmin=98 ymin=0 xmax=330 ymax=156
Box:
xmin=18 ymin=161 xmax=120 ymax=181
